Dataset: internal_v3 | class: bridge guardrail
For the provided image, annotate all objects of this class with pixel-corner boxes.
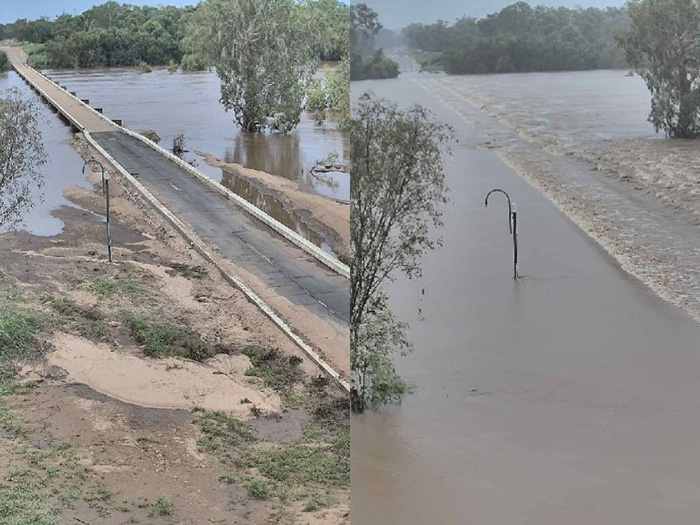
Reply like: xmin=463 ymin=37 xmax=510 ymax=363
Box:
xmin=31 ymin=65 xmax=350 ymax=280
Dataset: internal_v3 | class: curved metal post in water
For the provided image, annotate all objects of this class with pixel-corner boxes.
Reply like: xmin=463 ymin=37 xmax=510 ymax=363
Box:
xmin=485 ymin=189 xmax=518 ymax=278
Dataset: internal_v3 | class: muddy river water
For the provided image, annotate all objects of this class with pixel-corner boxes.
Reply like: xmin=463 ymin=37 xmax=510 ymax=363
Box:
xmin=351 ymin=73 xmax=700 ymax=524
xmin=0 ymin=70 xmax=90 ymax=236
xmin=3 ymin=66 xmax=347 ymax=253
xmin=44 ymin=66 xmax=350 ymax=202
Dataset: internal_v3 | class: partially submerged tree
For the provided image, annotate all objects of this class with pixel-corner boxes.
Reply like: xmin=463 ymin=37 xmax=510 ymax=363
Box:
xmin=0 ymin=88 xmax=46 ymax=228
xmin=618 ymin=0 xmax=700 ymax=138
xmin=185 ymin=0 xmax=316 ymax=133
xmin=351 ymin=94 xmax=452 ymax=410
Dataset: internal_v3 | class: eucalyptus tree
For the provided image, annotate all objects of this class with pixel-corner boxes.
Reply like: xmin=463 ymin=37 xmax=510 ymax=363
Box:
xmin=185 ymin=0 xmax=316 ymax=132
xmin=618 ymin=0 xmax=700 ymax=138
xmin=0 ymin=88 xmax=46 ymax=228
xmin=351 ymin=94 xmax=452 ymax=410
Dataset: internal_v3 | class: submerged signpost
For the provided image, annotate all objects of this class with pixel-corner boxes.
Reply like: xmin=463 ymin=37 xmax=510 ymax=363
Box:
xmin=485 ymin=189 xmax=518 ymax=278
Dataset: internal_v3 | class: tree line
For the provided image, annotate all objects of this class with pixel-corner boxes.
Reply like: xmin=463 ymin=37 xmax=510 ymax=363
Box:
xmin=350 ymin=3 xmax=399 ymax=81
xmin=403 ymin=2 xmax=630 ymax=74
xmin=0 ymin=0 xmax=349 ymax=70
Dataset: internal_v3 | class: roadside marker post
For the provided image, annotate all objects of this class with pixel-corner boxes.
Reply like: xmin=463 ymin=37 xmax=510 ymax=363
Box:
xmin=82 ymin=159 xmax=113 ymax=263
xmin=485 ymin=189 xmax=519 ymax=278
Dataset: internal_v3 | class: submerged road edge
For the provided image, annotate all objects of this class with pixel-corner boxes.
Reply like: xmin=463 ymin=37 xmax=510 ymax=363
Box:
xmin=22 ymin=59 xmax=349 ymax=279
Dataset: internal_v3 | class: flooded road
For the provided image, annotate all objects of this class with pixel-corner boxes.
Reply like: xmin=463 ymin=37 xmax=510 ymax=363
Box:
xmin=0 ymin=70 xmax=90 ymax=236
xmin=351 ymin=74 xmax=700 ymax=524
xmin=44 ymin=67 xmax=349 ymax=201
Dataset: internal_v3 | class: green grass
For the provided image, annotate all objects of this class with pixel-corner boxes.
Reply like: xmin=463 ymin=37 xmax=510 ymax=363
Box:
xmin=0 ymin=287 xmax=43 ymax=388
xmin=193 ymin=408 xmax=256 ymax=452
xmin=90 ymin=275 xmax=142 ymax=299
xmin=121 ymin=312 xmax=214 ymax=360
xmin=0 ymin=480 xmax=60 ymax=525
xmin=303 ymin=491 xmax=334 ymax=512
xmin=245 ymin=442 xmax=350 ymax=488
xmin=243 ymin=477 xmax=270 ymax=500
xmin=20 ymin=43 xmax=48 ymax=69
xmin=149 ymin=498 xmax=173 ymax=517
xmin=41 ymin=295 xmax=111 ymax=342
xmin=242 ymin=346 xmax=303 ymax=391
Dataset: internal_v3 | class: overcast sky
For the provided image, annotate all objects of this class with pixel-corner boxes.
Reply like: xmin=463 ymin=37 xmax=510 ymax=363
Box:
xmin=365 ymin=0 xmax=627 ymax=30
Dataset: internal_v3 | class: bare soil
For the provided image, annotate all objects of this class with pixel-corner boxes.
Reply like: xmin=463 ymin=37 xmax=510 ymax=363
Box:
xmin=0 ymin=132 xmax=349 ymax=524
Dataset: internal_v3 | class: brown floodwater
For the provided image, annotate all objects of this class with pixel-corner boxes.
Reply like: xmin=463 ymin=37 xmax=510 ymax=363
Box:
xmin=0 ymin=70 xmax=94 ymax=237
xmin=351 ymin=73 xmax=700 ymax=524
xmin=43 ymin=66 xmax=350 ymax=202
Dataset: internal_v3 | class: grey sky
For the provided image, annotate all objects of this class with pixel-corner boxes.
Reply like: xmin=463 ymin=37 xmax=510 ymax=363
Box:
xmin=364 ymin=0 xmax=627 ymax=30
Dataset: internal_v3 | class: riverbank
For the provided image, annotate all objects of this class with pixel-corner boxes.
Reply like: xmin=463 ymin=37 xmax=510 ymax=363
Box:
xmin=416 ymin=73 xmax=700 ymax=324
xmin=197 ymin=151 xmax=350 ymax=264
xmin=0 ymin=135 xmax=349 ymax=523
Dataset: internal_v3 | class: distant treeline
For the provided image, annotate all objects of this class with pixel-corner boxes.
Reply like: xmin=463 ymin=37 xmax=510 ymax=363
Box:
xmin=349 ymin=3 xmax=399 ymax=81
xmin=0 ymin=0 xmax=348 ymax=70
xmin=403 ymin=2 xmax=630 ymax=74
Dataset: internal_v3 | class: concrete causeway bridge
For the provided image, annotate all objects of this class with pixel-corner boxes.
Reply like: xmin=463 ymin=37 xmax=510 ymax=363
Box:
xmin=2 ymin=46 xmax=350 ymax=388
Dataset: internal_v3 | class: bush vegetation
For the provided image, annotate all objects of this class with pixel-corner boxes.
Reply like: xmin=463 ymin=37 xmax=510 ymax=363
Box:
xmin=402 ymin=2 xmax=630 ymax=74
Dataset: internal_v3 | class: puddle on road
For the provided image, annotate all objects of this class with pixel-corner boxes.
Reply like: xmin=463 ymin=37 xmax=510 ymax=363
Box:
xmin=220 ymin=170 xmax=337 ymax=256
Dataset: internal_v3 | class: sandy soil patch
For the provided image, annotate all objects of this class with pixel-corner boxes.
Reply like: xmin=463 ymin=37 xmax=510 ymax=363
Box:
xmin=49 ymin=333 xmax=281 ymax=416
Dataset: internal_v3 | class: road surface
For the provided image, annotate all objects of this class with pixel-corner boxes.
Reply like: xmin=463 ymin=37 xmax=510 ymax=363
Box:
xmin=351 ymin=73 xmax=700 ymax=524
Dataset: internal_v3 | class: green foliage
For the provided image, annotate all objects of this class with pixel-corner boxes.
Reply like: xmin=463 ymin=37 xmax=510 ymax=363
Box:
xmin=241 ymin=346 xmax=303 ymax=391
xmin=299 ymin=0 xmax=350 ymax=61
xmin=306 ymin=58 xmax=350 ymax=127
xmin=185 ymin=0 xmax=317 ymax=132
xmin=0 ymin=480 xmax=61 ymax=525
xmin=4 ymin=3 xmax=196 ymax=69
xmin=350 ymin=95 xmax=452 ymax=409
xmin=618 ymin=0 xmax=700 ymax=138
xmin=21 ymin=43 xmax=48 ymax=69
xmin=414 ymin=51 xmax=444 ymax=72
xmin=351 ymin=3 xmax=382 ymax=54
xmin=193 ymin=408 xmax=257 ymax=452
xmin=0 ymin=51 xmax=11 ymax=71
xmin=89 ymin=274 xmax=142 ymax=299
xmin=148 ymin=498 xmax=173 ymax=517
xmin=179 ymin=53 xmax=208 ymax=71
xmin=0 ymin=88 xmax=47 ymax=229
xmin=121 ymin=312 xmax=214 ymax=361
xmin=245 ymin=442 xmax=350 ymax=487
xmin=350 ymin=49 xmax=399 ymax=80
xmin=402 ymin=2 xmax=630 ymax=74
xmin=243 ymin=477 xmax=271 ymax=500
xmin=0 ymin=288 xmax=43 ymax=388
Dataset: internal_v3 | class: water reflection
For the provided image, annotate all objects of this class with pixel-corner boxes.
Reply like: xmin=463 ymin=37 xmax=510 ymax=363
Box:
xmin=0 ymin=71 xmax=90 ymax=237
xmin=45 ymin=67 xmax=350 ymax=200
xmin=220 ymin=170 xmax=335 ymax=256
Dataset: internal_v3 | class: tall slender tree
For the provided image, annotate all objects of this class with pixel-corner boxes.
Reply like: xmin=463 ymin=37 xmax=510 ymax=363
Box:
xmin=351 ymin=94 xmax=452 ymax=409
xmin=0 ymin=88 xmax=46 ymax=228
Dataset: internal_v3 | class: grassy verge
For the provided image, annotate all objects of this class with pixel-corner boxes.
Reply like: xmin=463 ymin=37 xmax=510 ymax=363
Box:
xmin=20 ymin=43 xmax=48 ymax=69
xmin=194 ymin=348 xmax=349 ymax=514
